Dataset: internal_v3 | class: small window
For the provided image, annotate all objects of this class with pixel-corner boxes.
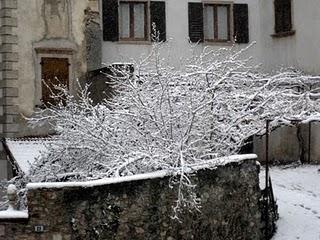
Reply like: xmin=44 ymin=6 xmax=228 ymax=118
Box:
xmin=41 ymin=57 xmax=69 ymax=106
xmin=189 ymin=3 xmax=249 ymax=44
xmin=103 ymin=0 xmax=166 ymax=42
xmin=119 ymin=1 xmax=148 ymax=41
xmin=274 ymin=0 xmax=293 ymax=34
xmin=203 ymin=4 xmax=231 ymax=42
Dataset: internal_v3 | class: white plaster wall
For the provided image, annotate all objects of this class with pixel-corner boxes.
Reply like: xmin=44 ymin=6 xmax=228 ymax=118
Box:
xmin=101 ymin=0 xmax=263 ymax=68
xmin=102 ymin=0 xmax=320 ymax=74
xmin=259 ymin=0 xmax=320 ymax=74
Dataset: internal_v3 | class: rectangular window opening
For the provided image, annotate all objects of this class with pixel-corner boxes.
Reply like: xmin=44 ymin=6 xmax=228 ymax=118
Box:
xmin=274 ymin=0 xmax=293 ymax=34
xmin=119 ymin=1 xmax=148 ymax=41
xmin=41 ymin=57 xmax=69 ymax=106
xmin=204 ymin=4 xmax=231 ymax=42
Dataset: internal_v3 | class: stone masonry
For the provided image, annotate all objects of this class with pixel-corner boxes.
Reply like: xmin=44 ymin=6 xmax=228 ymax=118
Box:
xmin=0 ymin=158 xmax=268 ymax=240
xmin=0 ymin=0 xmax=19 ymax=138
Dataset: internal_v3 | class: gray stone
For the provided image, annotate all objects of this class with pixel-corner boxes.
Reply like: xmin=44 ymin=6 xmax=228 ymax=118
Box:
xmin=0 ymin=159 xmax=270 ymax=240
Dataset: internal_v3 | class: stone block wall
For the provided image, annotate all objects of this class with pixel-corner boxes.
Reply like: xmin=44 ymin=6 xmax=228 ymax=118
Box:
xmin=0 ymin=158 xmax=265 ymax=240
xmin=0 ymin=0 xmax=19 ymax=138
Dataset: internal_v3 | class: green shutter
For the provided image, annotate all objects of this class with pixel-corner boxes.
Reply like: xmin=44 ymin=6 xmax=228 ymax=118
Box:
xmin=150 ymin=1 xmax=166 ymax=42
xmin=234 ymin=4 xmax=249 ymax=44
xmin=188 ymin=3 xmax=204 ymax=43
xmin=102 ymin=0 xmax=119 ymax=41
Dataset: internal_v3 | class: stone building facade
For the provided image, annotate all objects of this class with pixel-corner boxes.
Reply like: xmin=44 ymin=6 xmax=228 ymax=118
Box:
xmin=0 ymin=0 xmax=102 ymax=180
xmin=0 ymin=0 xmax=101 ymax=139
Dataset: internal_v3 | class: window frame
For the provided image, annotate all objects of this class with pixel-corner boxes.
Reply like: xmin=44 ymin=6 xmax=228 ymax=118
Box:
xmin=272 ymin=0 xmax=295 ymax=38
xmin=202 ymin=1 xmax=234 ymax=43
xmin=118 ymin=0 xmax=150 ymax=42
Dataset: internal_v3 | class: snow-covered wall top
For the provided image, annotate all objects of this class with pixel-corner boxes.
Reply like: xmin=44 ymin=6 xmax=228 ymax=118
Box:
xmin=27 ymin=154 xmax=257 ymax=190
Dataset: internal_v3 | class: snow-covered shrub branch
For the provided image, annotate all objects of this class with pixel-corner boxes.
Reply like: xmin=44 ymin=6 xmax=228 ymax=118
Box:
xmin=26 ymin=41 xmax=320 ymax=217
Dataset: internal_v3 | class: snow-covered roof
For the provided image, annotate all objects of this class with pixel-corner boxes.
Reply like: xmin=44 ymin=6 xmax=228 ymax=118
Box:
xmin=4 ymin=138 xmax=51 ymax=175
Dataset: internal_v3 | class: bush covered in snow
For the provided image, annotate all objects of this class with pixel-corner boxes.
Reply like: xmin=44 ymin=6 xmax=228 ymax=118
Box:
xmin=19 ymin=41 xmax=320 ymax=216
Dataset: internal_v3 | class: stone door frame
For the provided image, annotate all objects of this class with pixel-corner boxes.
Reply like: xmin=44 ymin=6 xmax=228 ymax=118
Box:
xmin=34 ymin=48 xmax=75 ymax=107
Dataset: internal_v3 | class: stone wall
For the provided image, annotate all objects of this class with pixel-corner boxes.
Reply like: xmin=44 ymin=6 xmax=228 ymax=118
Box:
xmin=253 ymin=122 xmax=320 ymax=164
xmin=0 ymin=158 xmax=266 ymax=240
xmin=0 ymin=0 xmax=19 ymax=138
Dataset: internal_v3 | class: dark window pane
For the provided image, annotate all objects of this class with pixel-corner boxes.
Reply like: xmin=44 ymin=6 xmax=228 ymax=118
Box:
xmin=275 ymin=0 xmax=292 ymax=33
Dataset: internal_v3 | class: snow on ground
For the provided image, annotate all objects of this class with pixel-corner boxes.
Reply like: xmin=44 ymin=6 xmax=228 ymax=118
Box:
xmin=260 ymin=165 xmax=320 ymax=240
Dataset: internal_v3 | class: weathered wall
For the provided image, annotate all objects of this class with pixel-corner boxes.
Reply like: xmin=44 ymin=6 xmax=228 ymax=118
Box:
xmin=15 ymin=0 xmax=101 ymax=137
xmin=0 ymin=159 xmax=266 ymax=240
xmin=253 ymin=122 xmax=320 ymax=164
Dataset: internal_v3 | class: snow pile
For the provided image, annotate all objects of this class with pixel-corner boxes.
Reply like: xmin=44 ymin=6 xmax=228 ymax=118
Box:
xmin=260 ymin=165 xmax=320 ymax=240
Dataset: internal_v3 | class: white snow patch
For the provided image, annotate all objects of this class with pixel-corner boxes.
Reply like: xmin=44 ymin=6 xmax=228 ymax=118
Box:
xmin=27 ymin=154 xmax=257 ymax=190
xmin=260 ymin=165 xmax=320 ymax=240
xmin=0 ymin=209 xmax=28 ymax=219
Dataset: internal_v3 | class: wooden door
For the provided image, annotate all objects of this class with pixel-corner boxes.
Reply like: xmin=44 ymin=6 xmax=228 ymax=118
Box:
xmin=41 ymin=57 xmax=69 ymax=105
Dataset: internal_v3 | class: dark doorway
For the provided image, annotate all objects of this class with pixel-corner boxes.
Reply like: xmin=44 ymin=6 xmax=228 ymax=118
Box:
xmin=41 ymin=57 xmax=69 ymax=105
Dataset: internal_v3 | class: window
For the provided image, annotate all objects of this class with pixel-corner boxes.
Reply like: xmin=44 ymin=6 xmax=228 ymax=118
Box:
xmin=41 ymin=57 xmax=69 ymax=106
xmin=274 ymin=0 xmax=294 ymax=36
xmin=188 ymin=2 xmax=249 ymax=44
xmin=203 ymin=4 xmax=231 ymax=42
xmin=119 ymin=2 xmax=148 ymax=41
xmin=103 ymin=0 xmax=166 ymax=42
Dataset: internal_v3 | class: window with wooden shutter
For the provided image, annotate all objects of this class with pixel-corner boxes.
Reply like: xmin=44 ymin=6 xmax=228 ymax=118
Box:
xmin=233 ymin=4 xmax=249 ymax=43
xmin=274 ymin=0 xmax=294 ymax=37
xmin=119 ymin=1 xmax=148 ymax=41
xmin=203 ymin=4 xmax=231 ymax=42
xmin=189 ymin=2 xmax=249 ymax=44
xmin=188 ymin=3 xmax=204 ymax=43
xmin=102 ymin=0 xmax=166 ymax=43
xmin=150 ymin=1 xmax=166 ymax=42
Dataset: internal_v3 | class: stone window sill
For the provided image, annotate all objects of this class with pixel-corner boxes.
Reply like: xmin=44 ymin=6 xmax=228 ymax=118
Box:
xmin=118 ymin=40 xmax=152 ymax=45
xmin=204 ymin=40 xmax=234 ymax=46
xmin=271 ymin=30 xmax=296 ymax=38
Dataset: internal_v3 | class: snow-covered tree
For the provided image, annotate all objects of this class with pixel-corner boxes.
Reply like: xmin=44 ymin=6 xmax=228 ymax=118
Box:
xmin=26 ymin=41 xmax=320 ymax=217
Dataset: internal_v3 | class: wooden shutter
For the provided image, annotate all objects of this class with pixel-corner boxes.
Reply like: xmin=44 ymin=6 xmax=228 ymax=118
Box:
xmin=274 ymin=0 xmax=292 ymax=33
xmin=41 ymin=58 xmax=69 ymax=106
xmin=233 ymin=4 xmax=249 ymax=44
xmin=102 ymin=0 xmax=119 ymax=41
xmin=275 ymin=0 xmax=284 ymax=33
xmin=188 ymin=3 xmax=204 ymax=43
xmin=150 ymin=1 xmax=166 ymax=42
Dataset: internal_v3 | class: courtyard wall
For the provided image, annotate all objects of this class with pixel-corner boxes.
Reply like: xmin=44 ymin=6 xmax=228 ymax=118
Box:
xmin=0 ymin=156 xmax=266 ymax=240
